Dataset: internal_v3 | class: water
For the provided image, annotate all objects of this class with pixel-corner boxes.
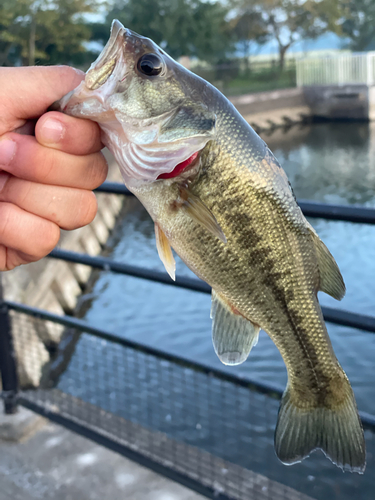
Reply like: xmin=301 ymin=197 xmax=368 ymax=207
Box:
xmin=57 ymin=122 xmax=375 ymax=496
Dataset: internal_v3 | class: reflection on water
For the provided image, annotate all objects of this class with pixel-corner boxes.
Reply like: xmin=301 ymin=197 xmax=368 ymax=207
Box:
xmin=269 ymin=121 xmax=375 ymax=206
xmin=58 ymin=122 xmax=375 ymax=496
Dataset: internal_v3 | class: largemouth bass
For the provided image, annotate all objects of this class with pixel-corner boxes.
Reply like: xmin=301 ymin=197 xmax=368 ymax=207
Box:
xmin=55 ymin=20 xmax=365 ymax=472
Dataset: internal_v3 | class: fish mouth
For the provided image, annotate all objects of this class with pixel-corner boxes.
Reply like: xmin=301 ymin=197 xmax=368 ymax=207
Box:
xmin=85 ymin=20 xmax=126 ymax=90
xmin=55 ymin=20 xmax=128 ymax=116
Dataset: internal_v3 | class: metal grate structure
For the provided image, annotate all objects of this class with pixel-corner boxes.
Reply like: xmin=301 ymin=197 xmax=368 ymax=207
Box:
xmin=1 ymin=183 xmax=375 ymax=500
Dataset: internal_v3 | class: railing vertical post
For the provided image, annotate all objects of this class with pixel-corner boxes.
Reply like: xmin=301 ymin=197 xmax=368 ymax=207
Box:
xmin=0 ymin=275 xmax=19 ymax=414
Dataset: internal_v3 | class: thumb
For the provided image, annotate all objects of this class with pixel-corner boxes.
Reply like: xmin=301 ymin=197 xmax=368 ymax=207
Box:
xmin=0 ymin=66 xmax=85 ymax=135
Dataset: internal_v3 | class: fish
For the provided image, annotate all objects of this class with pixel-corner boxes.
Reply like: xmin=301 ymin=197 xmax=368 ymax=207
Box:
xmin=54 ymin=20 xmax=366 ymax=472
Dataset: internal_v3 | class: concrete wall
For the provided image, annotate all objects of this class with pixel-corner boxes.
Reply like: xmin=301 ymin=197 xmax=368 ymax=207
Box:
xmin=230 ymin=85 xmax=375 ymax=130
xmin=369 ymin=86 xmax=375 ymax=121
xmin=230 ymin=88 xmax=312 ymax=133
xmin=303 ymin=84 xmax=373 ymax=121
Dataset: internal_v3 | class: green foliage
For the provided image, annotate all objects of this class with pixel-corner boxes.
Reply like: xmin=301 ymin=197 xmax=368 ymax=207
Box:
xmin=237 ymin=0 xmax=343 ymax=69
xmin=105 ymin=0 xmax=234 ymax=63
xmin=0 ymin=0 xmax=97 ymax=66
xmin=342 ymin=0 xmax=375 ymax=51
xmin=1 ymin=0 xmax=374 ymax=83
xmin=231 ymin=9 xmax=269 ymax=60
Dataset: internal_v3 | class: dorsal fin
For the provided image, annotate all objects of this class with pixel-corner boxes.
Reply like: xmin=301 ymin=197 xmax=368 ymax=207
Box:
xmin=211 ymin=290 xmax=260 ymax=365
xmin=308 ymin=226 xmax=345 ymax=300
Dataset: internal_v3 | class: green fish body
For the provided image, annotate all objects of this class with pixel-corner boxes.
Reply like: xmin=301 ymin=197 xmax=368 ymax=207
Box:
xmin=56 ymin=20 xmax=366 ymax=472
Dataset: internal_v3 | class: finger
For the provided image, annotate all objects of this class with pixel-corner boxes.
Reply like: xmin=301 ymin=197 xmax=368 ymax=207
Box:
xmin=0 ymin=202 xmax=60 ymax=263
xmin=0 ymin=66 xmax=84 ymax=135
xmin=0 ymin=245 xmax=35 ymax=271
xmin=0 ymin=173 xmax=98 ymax=230
xmin=35 ymin=111 xmax=103 ymax=155
xmin=0 ymin=134 xmax=108 ymax=190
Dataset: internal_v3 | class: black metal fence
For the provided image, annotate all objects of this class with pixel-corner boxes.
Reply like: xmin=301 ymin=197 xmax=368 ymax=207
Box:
xmin=1 ymin=183 xmax=375 ymax=500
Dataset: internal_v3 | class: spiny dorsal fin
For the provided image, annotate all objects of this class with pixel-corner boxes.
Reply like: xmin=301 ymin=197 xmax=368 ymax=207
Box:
xmin=211 ymin=290 xmax=260 ymax=366
xmin=155 ymin=222 xmax=176 ymax=281
xmin=180 ymin=187 xmax=226 ymax=243
xmin=308 ymin=225 xmax=345 ymax=300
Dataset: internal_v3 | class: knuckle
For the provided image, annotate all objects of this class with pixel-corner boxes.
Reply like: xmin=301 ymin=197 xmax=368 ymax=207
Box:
xmin=38 ymin=148 xmax=58 ymax=183
xmin=80 ymin=191 xmax=98 ymax=225
xmin=89 ymin=152 xmax=108 ymax=188
xmin=61 ymin=190 xmax=97 ymax=230
xmin=40 ymin=222 xmax=60 ymax=254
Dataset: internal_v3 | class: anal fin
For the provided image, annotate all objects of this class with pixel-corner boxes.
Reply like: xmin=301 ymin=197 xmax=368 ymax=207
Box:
xmin=211 ymin=290 xmax=260 ymax=366
xmin=155 ymin=222 xmax=176 ymax=281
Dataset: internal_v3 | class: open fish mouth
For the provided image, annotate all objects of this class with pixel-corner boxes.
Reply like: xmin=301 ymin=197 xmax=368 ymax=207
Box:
xmin=85 ymin=20 xmax=126 ymax=90
xmin=56 ymin=20 xmax=129 ymax=117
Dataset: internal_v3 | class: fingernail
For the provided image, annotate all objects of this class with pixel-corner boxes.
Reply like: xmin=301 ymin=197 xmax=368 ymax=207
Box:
xmin=41 ymin=118 xmax=65 ymax=144
xmin=0 ymin=139 xmax=17 ymax=166
xmin=0 ymin=171 xmax=10 ymax=192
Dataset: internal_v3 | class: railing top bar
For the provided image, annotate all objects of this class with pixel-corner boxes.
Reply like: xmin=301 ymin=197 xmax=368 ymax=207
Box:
xmin=3 ymin=298 xmax=375 ymax=431
xmin=95 ymin=182 xmax=375 ymax=225
xmin=95 ymin=182 xmax=131 ymax=195
xmin=298 ymin=200 xmax=375 ymax=224
xmin=48 ymin=248 xmax=375 ymax=334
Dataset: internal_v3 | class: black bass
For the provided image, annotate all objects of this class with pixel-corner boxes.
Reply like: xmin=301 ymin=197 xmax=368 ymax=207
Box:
xmin=55 ymin=20 xmax=365 ymax=472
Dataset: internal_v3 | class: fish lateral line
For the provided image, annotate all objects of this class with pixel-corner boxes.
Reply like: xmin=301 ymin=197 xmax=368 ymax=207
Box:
xmin=157 ymin=151 xmax=200 ymax=179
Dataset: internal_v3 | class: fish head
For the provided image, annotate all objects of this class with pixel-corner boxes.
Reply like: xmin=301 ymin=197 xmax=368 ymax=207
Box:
xmin=56 ymin=20 xmax=216 ymax=188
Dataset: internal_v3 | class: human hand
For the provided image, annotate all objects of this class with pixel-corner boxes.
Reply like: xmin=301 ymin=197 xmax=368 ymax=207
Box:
xmin=0 ymin=66 xmax=108 ymax=271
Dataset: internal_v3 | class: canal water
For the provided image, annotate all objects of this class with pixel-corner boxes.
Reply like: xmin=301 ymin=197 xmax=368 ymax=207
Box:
xmin=57 ymin=121 xmax=375 ymax=497
xmin=78 ymin=121 xmax=375 ymax=414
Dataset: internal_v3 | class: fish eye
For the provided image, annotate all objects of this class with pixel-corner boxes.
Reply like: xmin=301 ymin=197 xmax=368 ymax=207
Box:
xmin=137 ymin=53 xmax=164 ymax=77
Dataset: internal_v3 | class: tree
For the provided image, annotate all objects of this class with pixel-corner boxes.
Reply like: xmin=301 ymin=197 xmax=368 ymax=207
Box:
xmin=104 ymin=0 xmax=234 ymax=63
xmin=0 ymin=0 xmax=97 ymax=67
xmin=238 ymin=0 xmax=342 ymax=71
xmin=231 ymin=9 xmax=269 ymax=72
xmin=342 ymin=0 xmax=375 ymax=51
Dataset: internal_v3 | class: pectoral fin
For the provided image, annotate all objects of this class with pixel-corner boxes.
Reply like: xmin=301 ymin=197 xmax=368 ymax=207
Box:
xmin=211 ymin=290 xmax=260 ymax=366
xmin=155 ymin=223 xmax=176 ymax=281
xmin=180 ymin=187 xmax=226 ymax=243
xmin=308 ymin=226 xmax=346 ymax=300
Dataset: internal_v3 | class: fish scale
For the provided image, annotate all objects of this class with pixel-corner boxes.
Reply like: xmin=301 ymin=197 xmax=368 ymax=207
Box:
xmin=55 ymin=19 xmax=365 ymax=473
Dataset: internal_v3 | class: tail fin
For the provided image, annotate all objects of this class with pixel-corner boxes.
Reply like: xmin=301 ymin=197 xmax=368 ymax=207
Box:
xmin=274 ymin=384 xmax=366 ymax=473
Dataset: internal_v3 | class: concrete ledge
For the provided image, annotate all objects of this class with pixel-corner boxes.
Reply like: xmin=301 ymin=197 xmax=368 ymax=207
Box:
xmin=230 ymin=88 xmax=312 ymax=132
xmin=0 ymin=405 xmax=46 ymax=442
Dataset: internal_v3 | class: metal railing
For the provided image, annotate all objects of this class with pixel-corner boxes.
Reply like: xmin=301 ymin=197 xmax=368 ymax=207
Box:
xmin=1 ymin=181 xmax=375 ymax=500
xmin=296 ymin=51 xmax=375 ymax=86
